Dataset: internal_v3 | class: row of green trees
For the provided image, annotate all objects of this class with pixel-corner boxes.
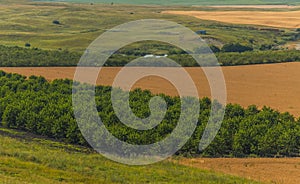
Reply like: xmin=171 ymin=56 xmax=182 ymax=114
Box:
xmin=0 ymin=45 xmax=81 ymax=66
xmin=0 ymin=71 xmax=299 ymax=157
xmin=216 ymin=50 xmax=300 ymax=66
xmin=1 ymin=45 xmax=300 ymax=67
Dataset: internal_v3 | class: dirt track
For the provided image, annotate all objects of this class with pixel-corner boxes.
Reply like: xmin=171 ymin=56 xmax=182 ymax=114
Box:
xmin=163 ymin=10 xmax=300 ymax=28
xmin=1 ymin=62 xmax=300 ymax=116
xmin=177 ymin=158 xmax=300 ymax=184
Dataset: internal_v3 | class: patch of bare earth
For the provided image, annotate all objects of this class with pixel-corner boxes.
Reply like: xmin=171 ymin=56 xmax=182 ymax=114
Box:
xmin=162 ymin=10 xmax=300 ymax=28
xmin=176 ymin=158 xmax=300 ymax=184
xmin=203 ymin=5 xmax=299 ymax=9
xmin=2 ymin=62 xmax=300 ymax=116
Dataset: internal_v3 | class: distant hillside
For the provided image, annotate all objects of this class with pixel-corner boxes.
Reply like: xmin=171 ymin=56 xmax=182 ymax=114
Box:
xmin=33 ymin=0 xmax=300 ymax=6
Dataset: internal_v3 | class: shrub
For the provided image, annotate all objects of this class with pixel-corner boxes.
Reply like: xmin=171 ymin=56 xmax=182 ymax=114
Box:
xmin=210 ymin=45 xmax=221 ymax=53
xmin=221 ymin=43 xmax=253 ymax=53
xmin=52 ymin=20 xmax=60 ymax=25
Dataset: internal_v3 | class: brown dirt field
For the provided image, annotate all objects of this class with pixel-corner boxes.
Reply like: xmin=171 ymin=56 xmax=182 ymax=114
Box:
xmin=2 ymin=62 xmax=300 ymax=116
xmin=163 ymin=10 xmax=300 ymax=28
xmin=176 ymin=158 xmax=300 ymax=184
xmin=203 ymin=5 xmax=299 ymax=9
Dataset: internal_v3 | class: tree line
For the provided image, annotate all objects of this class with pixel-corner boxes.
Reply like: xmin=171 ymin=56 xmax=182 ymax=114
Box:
xmin=0 ymin=45 xmax=300 ymax=67
xmin=0 ymin=45 xmax=81 ymax=66
xmin=0 ymin=71 xmax=299 ymax=157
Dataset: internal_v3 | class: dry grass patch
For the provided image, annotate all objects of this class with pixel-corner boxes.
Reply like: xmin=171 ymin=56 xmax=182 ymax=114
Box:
xmin=177 ymin=158 xmax=300 ymax=184
xmin=163 ymin=10 xmax=300 ymax=28
xmin=204 ymin=5 xmax=300 ymax=9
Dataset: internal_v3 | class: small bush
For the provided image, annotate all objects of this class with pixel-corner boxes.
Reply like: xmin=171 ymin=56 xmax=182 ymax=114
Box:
xmin=210 ymin=45 xmax=221 ymax=53
xmin=221 ymin=43 xmax=253 ymax=53
xmin=25 ymin=43 xmax=31 ymax=47
xmin=52 ymin=20 xmax=60 ymax=25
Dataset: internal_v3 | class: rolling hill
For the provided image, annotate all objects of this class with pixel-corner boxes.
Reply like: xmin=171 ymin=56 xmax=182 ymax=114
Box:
xmin=0 ymin=127 xmax=259 ymax=184
xmin=32 ymin=0 xmax=300 ymax=6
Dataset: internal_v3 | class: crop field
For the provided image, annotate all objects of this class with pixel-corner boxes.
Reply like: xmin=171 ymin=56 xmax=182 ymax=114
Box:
xmin=1 ymin=0 xmax=300 ymax=183
xmin=163 ymin=10 xmax=300 ymax=28
xmin=2 ymin=62 xmax=300 ymax=116
xmin=204 ymin=5 xmax=299 ymax=8
xmin=177 ymin=158 xmax=300 ymax=184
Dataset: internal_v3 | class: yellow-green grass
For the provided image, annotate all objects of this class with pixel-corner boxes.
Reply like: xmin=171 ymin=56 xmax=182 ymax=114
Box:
xmin=0 ymin=0 xmax=295 ymax=52
xmin=28 ymin=0 xmax=300 ymax=6
xmin=0 ymin=127 xmax=261 ymax=184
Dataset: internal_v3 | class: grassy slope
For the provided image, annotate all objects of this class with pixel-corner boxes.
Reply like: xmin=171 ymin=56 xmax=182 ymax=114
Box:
xmin=0 ymin=127 xmax=261 ymax=184
xmin=0 ymin=1 xmax=294 ymax=52
xmin=32 ymin=0 xmax=300 ymax=6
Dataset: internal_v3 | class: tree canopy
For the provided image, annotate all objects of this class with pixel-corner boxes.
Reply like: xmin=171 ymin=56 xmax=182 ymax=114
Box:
xmin=0 ymin=71 xmax=299 ymax=157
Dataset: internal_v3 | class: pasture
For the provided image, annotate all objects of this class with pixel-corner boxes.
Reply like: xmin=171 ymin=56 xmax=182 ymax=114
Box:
xmin=0 ymin=1 xmax=297 ymax=52
xmin=32 ymin=0 xmax=300 ymax=6
xmin=0 ymin=127 xmax=259 ymax=184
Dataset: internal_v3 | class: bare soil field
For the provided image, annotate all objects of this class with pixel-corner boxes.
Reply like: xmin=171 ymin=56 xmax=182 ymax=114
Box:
xmin=163 ymin=10 xmax=300 ymax=28
xmin=176 ymin=158 xmax=300 ymax=184
xmin=203 ymin=5 xmax=299 ymax=9
xmin=2 ymin=62 xmax=300 ymax=116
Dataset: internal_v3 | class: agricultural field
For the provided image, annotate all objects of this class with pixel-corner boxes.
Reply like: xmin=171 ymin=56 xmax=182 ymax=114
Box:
xmin=0 ymin=0 xmax=300 ymax=184
xmin=2 ymin=62 xmax=300 ymax=116
xmin=0 ymin=67 xmax=299 ymax=183
xmin=163 ymin=10 xmax=300 ymax=28
xmin=177 ymin=158 xmax=300 ymax=184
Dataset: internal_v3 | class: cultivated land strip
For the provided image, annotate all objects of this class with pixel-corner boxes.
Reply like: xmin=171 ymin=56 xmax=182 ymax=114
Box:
xmin=163 ymin=10 xmax=300 ymax=28
xmin=176 ymin=158 xmax=300 ymax=184
xmin=2 ymin=62 xmax=300 ymax=116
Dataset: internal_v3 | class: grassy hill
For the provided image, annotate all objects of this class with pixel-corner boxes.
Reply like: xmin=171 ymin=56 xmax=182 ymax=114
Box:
xmin=33 ymin=0 xmax=300 ymax=6
xmin=0 ymin=127 xmax=260 ymax=184
xmin=1 ymin=1 xmax=296 ymax=52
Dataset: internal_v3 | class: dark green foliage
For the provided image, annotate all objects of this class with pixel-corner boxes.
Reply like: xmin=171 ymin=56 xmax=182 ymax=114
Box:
xmin=0 ymin=45 xmax=81 ymax=66
xmin=259 ymin=44 xmax=273 ymax=51
xmin=52 ymin=20 xmax=60 ymax=25
xmin=216 ymin=50 xmax=300 ymax=66
xmin=1 ymin=45 xmax=299 ymax=67
xmin=0 ymin=71 xmax=299 ymax=157
xmin=209 ymin=45 xmax=221 ymax=53
xmin=221 ymin=43 xmax=253 ymax=53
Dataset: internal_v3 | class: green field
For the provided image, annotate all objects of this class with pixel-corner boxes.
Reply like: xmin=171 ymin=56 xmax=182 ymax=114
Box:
xmin=0 ymin=0 xmax=298 ymax=52
xmin=1 ymin=0 xmax=299 ymax=68
xmin=0 ymin=127 xmax=260 ymax=184
xmin=0 ymin=0 xmax=300 ymax=183
xmin=33 ymin=0 xmax=300 ymax=6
